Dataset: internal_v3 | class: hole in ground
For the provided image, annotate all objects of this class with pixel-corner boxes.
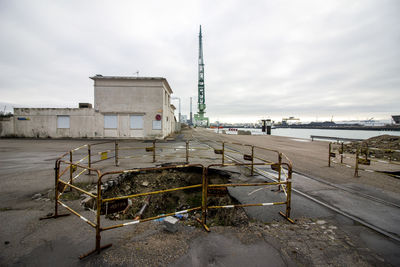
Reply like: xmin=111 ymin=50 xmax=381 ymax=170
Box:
xmin=100 ymin=166 xmax=248 ymax=226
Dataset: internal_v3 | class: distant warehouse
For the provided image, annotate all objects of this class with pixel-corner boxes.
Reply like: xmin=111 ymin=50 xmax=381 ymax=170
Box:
xmin=0 ymin=75 xmax=177 ymax=139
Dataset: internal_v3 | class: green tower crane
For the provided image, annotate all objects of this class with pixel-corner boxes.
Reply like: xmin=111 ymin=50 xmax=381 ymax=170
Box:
xmin=194 ymin=25 xmax=209 ymax=126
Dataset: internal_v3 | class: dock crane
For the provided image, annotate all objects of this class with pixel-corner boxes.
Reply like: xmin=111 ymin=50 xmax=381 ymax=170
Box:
xmin=194 ymin=25 xmax=209 ymax=126
xmin=282 ymin=117 xmax=300 ymax=125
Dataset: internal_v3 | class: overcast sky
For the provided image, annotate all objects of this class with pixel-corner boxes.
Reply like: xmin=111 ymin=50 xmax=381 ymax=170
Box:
xmin=0 ymin=0 xmax=399 ymax=123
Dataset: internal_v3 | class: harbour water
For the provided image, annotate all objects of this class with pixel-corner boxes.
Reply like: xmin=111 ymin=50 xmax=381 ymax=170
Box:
xmin=213 ymin=128 xmax=400 ymax=140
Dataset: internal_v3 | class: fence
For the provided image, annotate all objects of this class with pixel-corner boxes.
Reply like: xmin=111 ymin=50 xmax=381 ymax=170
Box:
xmin=41 ymin=139 xmax=293 ymax=259
xmin=328 ymin=142 xmax=400 ymax=177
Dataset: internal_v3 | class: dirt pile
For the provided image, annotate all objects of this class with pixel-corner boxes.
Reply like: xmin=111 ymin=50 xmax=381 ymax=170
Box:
xmin=343 ymin=135 xmax=400 ymax=161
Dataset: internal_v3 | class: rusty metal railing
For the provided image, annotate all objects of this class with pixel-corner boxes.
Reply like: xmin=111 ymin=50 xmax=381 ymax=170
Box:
xmin=328 ymin=142 xmax=400 ymax=177
xmin=41 ymin=139 xmax=294 ymax=259
xmin=203 ymin=162 xmax=293 ymax=226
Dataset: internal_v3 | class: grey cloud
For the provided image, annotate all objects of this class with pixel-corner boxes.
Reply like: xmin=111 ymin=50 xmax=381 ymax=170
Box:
xmin=0 ymin=0 xmax=399 ymax=123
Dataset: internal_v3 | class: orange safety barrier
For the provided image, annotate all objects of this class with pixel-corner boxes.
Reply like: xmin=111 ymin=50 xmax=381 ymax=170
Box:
xmin=41 ymin=139 xmax=294 ymax=259
xmin=328 ymin=142 xmax=400 ymax=177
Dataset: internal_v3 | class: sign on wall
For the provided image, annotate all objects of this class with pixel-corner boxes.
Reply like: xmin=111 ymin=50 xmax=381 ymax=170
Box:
xmin=152 ymin=120 xmax=162 ymax=130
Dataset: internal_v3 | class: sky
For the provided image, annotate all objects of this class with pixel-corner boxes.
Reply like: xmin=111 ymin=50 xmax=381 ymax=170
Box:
xmin=0 ymin=0 xmax=399 ymax=123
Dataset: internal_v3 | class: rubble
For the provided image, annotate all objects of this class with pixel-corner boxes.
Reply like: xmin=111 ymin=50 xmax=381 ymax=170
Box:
xmin=343 ymin=135 xmax=400 ymax=161
xmin=32 ymin=193 xmax=41 ymax=200
xmin=101 ymin=168 xmax=249 ymax=226
xmin=162 ymin=216 xmax=179 ymax=233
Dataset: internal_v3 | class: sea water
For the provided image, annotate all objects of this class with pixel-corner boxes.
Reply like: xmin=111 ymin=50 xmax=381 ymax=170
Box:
xmin=212 ymin=128 xmax=400 ymax=140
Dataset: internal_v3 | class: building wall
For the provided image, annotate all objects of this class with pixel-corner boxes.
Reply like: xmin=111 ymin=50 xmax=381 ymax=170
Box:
xmin=0 ymin=117 xmax=14 ymax=136
xmin=12 ymin=108 xmax=97 ymax=138
xmin=162 ymin=83 xmax=175 ymax=137
xmin=0 ymin=77 xmax=176 ymax=139
xmin=93 ymin=77 xmax=174 ymax=139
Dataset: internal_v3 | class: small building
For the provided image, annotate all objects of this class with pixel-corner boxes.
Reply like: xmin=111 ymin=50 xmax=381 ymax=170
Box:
xmin=0 ymin=76 xmax=177 ymax=139
xmin=392 ymin=115 xmax=400 ymax=125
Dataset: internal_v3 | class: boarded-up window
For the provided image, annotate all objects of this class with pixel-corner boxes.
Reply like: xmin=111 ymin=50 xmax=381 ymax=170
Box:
xmin=57 ymin=116 xmax=70 ymax=129
xmin=130 ymin=115 xmax=144 ymax=129
xmin=152 ymin=120 xmax=162 ymax=130
xmin=104 ymin=115 xmax=117 ymax=129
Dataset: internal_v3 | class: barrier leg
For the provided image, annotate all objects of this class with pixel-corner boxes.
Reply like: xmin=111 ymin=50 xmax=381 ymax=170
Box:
xmin=251 ymin=146 xmax=254 ymax=176
xmin=328 ymin=143 xmax=331 ymax=167
xmin=278 ymin=153 xmax=282 ymax=191
xmin=79 ymin=174 xmax=112 ymax=259
xmin=40 ymin=160 xmax=70 ymax=220
xmin=96 ymin=181 xmax=101 ymax=253
xmin=88 ymin=145 xmax=91 ymax=175
xmin=152 ymin=140 xmax=156 ymax=163
xmin=115 ymin=141 xmax=119 ymax=167
xmin=69 ymin=151 xmax=73 ymax=191
xmin=354 ymin=147 xmax=359 ymax=177
xmin=222 ymin=142 xmax=225 ymax=165
xmin=279 ymin=167 xmax=294 ymax=224
xmin=340 ymin=142 xmax=344 ymax=164
xmin=186 ymin=141 xmax=189 ymax=163
xmin=198 ymin=167 xmax=210 ymax=232
xmin=54 ymin=161 xmax=60 ymax=217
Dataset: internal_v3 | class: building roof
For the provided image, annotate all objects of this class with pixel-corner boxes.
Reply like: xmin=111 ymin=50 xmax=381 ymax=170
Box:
xmin=90 ymin=75 xmax=173 ymax=94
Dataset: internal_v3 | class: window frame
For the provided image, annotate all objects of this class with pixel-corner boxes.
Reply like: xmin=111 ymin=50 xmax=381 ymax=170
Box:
xmin=130 ymin=115 xmax=144 ymax=129
xmin=57 ymin=115 xmax=70 ymax=129
xmin=104 ymin=114 xmax=118 ymax=129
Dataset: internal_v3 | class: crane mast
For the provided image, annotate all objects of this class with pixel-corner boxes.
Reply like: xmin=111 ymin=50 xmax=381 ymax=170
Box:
xmin=198 ymin=25 xmax=205 ymax=116
xmin=194 ymin=25 xmax=209 ymax=126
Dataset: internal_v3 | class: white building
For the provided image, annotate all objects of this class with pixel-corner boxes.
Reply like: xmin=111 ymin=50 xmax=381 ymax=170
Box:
xmin=0 ymin=76 xmax=177 ymax=139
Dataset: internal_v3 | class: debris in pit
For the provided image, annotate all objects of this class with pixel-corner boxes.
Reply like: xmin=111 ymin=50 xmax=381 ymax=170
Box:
xmin=343 ymin=135 xmax=400 ymax=161
xmin=101 ymin=167 xmax=249 ymax=227
xmin=162 ymin=216 xmax=179 ymax=233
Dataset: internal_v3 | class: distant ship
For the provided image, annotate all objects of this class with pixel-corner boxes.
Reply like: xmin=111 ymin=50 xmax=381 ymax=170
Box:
xmin=392 ymin=115 xmax=400 ymax=124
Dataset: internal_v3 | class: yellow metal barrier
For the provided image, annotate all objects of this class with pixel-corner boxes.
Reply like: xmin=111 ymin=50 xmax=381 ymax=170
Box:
xmin=41 ymin=139 xmax=294 ymax=259
xmin=328 ymin=142 xmax=400 ymax=177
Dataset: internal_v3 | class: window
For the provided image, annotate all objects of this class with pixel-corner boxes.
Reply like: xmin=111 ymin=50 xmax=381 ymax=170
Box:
xmin=104 ymin=115 xmax=117 ymax=129
xmin=152 ymin=120 xmax=162 ymax=130
xmin=57 ymin=115 xmax=70 ymax=129
xmin=130 ymin=115 xmax=143 ymax=129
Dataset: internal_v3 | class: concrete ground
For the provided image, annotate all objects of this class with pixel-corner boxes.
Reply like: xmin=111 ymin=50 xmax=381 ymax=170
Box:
xmin=0 ymin=130 xmax=399 ymax=266
xmin=192 ymin=128 xmax=400 ymax=194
